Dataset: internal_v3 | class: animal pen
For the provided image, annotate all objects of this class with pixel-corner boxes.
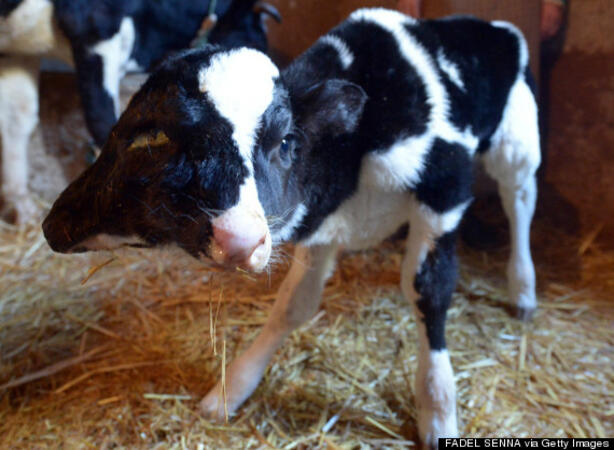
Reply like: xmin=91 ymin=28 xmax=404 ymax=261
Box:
xmin=1 ymin=0 xmax=613 ymax=448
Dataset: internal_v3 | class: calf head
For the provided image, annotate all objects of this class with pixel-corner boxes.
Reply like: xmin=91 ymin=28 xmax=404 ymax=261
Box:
xmin=43 ymin=46 xmax=366 ymax=272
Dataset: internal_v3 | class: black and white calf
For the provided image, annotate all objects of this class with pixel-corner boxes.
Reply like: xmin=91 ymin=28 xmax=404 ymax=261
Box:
xmin=0 ymin=0 xmax=279 ymax=223
xmin=43 ymin=9 xmax=540 ymax=446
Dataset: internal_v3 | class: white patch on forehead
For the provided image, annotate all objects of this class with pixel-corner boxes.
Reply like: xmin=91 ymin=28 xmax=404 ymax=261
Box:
xmin=319 ymin=35 xmax=354 ymax=69
xmin=198 ymin=49 xmax=279 ymax=172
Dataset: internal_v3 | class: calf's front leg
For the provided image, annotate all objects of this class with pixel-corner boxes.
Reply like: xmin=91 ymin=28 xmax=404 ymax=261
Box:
xmin=402 ymin=202 xmax=468 ymax=448
xmin=200 ymin=244 xmax=338 ymax=421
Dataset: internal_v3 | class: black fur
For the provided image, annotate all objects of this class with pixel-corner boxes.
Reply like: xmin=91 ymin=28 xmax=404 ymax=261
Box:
xmin=414 ymin=139 xmax=473 ymax=213
xmin=43 ymin=48 xmax=249 ymax=257
xmin=45 ymin=11 xmax=531 ymax=277
xmin=414 ymin=231 xmax=458 ymax=350
xmin=0 ymin=0 xmax=21 ymax=17
xmin=70 ymin=48 xmax=117 ymax=146
xmin=35 ymin=0 xmax=274 ymax=146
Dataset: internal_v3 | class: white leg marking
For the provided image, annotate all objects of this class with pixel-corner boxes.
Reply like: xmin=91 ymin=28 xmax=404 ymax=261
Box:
xmin=416 ymin=349 xmax=458 ymax=447
xmin=483 ymin=78 xmax=539 ymax=315
xmin=0 ymin=59 xmax=40 ymax=223
xmin=91 ymin=17 xmax=136 ymax=117
xmin=499 ymin=178 xmax=537 ymax=315
xmin=401 ymin=203 xmax=459 ymax=447
xmin=200 ymin=244 xmax=337 ymax=421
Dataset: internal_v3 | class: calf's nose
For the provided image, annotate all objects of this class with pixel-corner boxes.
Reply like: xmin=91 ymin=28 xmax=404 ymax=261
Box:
xmin=42 ymin=208 xmax=75 ymax=253
xmin=209 ymin=210 xmax=271 ymax=272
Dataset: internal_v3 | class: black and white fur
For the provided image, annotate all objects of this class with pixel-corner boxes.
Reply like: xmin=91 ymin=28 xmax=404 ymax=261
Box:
xmin=0 ymin=0 xmax=278 ymax=223
xmin=43 ymin=9 xmax=540 ymax=447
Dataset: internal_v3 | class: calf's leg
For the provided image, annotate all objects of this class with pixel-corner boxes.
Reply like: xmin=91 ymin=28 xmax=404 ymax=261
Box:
xmin=0 ymin=58 xmax=40 ymax=224
xmin=402 ymin=202 xmax=468 ymax=448
xmin=497 ymin=176 xmax=537 ymax=320
xmin=201 ymin=244 xmax=338 ymax=421
xmin=482 ymin=78 xmax=540 ymax=320
xmin=73 ymin=48 xmax=120 ymax=148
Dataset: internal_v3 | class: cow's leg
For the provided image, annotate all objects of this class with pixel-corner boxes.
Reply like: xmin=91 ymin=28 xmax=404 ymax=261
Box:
xmin=483 ymin=79 xmax=540 ymax=320
xmin=201 ymin=244 xmax=338 ymax=421
xmin=73 ymin=18 xmax=134 ymax=148
xmin=402 ymin=201 xmax=468 ymax=448
xmin=497 ymin=176 xmax=537 ymax=320
xmin=0 ymin=58 xmax=40 ymax=224
xmin=72 ymin=48 xmax=119 ymax=148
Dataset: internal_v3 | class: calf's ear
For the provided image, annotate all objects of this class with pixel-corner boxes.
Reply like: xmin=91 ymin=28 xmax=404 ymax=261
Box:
xmin=296 ymin=79 xmax=367 ymax=137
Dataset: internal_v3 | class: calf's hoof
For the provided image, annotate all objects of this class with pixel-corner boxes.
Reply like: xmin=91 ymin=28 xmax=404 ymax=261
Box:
xmin=516 ymin=304 xmax=536 ymax=322
xmin=418 ymin=411 xmax=458 ymax=450
xmin=200 ymin=385 xmax=228 ymax=423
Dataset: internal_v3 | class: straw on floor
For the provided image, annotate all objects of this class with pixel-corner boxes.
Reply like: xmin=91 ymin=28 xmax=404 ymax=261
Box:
xmin=0 ymin=215 xmax=612 ymax=448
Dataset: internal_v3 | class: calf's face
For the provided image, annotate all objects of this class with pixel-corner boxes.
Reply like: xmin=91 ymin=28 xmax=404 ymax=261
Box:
xmin=43 ymin=47 xmax=367 ymax=271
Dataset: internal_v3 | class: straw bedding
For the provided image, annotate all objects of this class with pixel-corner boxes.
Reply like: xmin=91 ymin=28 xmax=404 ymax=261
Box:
xmin=0 ymin=207 xmax=612 ymax=448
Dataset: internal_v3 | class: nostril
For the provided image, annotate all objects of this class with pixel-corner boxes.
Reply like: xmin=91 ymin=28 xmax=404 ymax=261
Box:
xmin=210 ymin=224 xmax=270 ymax=268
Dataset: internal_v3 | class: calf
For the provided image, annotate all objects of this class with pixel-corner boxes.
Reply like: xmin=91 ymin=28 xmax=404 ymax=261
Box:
xmin=0 ymin=0 xmax=279 ymax=223
xmin=43 ymin=9 xmax=540 ymax=447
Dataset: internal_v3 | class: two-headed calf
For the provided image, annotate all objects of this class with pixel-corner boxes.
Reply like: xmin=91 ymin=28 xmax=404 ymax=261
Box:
xmin=43 ymin=9 xmax=540 ymax=447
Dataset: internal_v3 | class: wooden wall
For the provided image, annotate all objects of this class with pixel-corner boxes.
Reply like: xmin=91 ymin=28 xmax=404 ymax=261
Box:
xmin=266 ymin=0 xmax=540 ymax=76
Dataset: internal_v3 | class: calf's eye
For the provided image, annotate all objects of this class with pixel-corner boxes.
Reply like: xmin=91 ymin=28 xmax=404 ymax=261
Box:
xmin=276 ymin=135 xmax=296 ymax=169
xmin=280 ymin=138 xmax=290 ymax=153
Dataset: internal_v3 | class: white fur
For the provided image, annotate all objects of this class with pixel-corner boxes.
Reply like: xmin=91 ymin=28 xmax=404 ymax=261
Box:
xmin=482 ymin=78 xmax=539 ymax=313
xmin=351 ymin=8 xmax=479 ymax=192
xmin=91 ymin=17 xmax=138 ymax=117
xmin=437 ymin=49 xmax=465 ymax=91
xmin=302 ymin=190 xmax=411 ymax=250
xmin=201 ymin=244 xmax=337 ymax=421
xmin=416 ymin=350 xmax=458 ymax=446
xmin=273 ymin=203 xmax=307 ymax=243
xmin=198 ymin=49 xmax=279 ymax=173
xmin=400 ymin=203 xmax=461 ymax=443
xmin=484 ymin=79 xmax=541 ymax=186
xmin=0 ymin=60 xmax=40 ymax=223
xmin=319 ymin=34 xmax=354 ymax=69
xmin=0 ymin=0 xmax=70 ymax=61
xmin=412 ymin=200 xmax=471 ymax=238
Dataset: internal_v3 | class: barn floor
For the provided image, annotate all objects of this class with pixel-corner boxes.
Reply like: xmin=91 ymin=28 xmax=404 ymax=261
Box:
xmin=0 ymin=71 xmax=613 ymax=448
